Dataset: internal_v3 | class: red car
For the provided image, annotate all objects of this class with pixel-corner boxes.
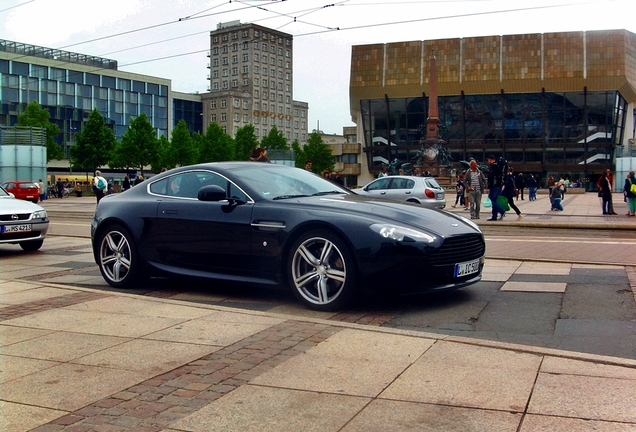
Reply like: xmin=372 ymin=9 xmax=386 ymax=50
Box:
xmin=1 ymin=181 xmax=40 ymax=203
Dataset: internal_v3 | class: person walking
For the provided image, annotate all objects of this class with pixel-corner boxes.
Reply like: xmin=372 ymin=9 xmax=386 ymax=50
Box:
xmin=37 ymin=179 xmax=46 ymax=201
xmin=598 ymin=170 xmax=614 ymax=215
xmin=56 ymin=178 xmax=64 ymax=199
xmin=93 ymin=170 xmax=108 ymax=203
xmin=502 ymin=167 xmax=523 ymax=219
xmin=624 ymin=170 xmax=636 ymax=217
xmin=527 ymin=174 xmax=537 ymax=201
xmin=547 ymin=175 xmax=555 ymax=198
xmin=451 ymin=173 xmax=465 ymax=208
xmin=122 ymin=175 xmax=131 ymax=191
xmin=486 ymin=155 xmax=505 ymax=221
xmin=464 ymin=160 xmax=486 ymax=219
xmin=515 ymin=172 xmax=526 ymax=200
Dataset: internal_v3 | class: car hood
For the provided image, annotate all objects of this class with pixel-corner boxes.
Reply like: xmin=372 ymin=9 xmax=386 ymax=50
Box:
xmin=281 ymin=193 xmax=480 ymax=237
xmin=0 ymin=196 xmax=46 ymax=213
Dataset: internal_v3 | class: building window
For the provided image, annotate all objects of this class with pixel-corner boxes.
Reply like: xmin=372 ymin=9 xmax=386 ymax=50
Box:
xmin=254 ymin=31 xmax=259 ymax=37
xmin=262 ymin=43 xmax=267 ymax=51
xmin=254 ymin=53 xmax=259 ymax=62
xmin=222 ymin=57 xmax=228 ymax=65
xmin=263 ymin=79 xmax=268 ymax=87
xmin=213 ymin=36 xmax=219 ymax=43
xmin=222 ymin=126 xmax=227 ymax=133
xmin=221 ymin=113 xmax=227 ymax=121
xmin=232 ymin=33 xmax=238 ymax=40
xmin=242 ymin=30 xmax=248 ymax=37
xmin=270 ymin=46 xmax=275 ymax=54
xmin=243 ymin=114 xmax=248 ymax=122
xmin=242 ymin=78 xmax=248 ymax=86
xmin=243 ymin=100 xmax=248 ymax=109
xmin=263 ymin=55 xmax=268 ymax=63
xmin=211 ymin=113 xmax=217 ymax=122
xmin=232 ymin=55 xmax=238 ymax=64
xmin=254 ymin=65 xmax=259 ymax=74
xmin=254 ymin=78 xmax=260 ymax=86
xmin=254 ymin=102 xmax=260 ymax=110
xmin=212 ymin=47 xmax=219 ymax=55
xmin=222 ymin=81 xmax=229 ymax=89
xmin=232 ymin=67 xmax=238 ymax=76
xmin=212 ymin=58 xmax=219 ymax=67
xmin=242 ymin=65 xmax=249 ymax=74
xmin=255 ymin=90 xmax=260 ymax=98
xmin=234 ymin=113 xmax=240 ymax=121
xmin=221 ymin=99 xmax=227 ymax=108
xmin=213 ymin=70 xmax=219 ymax=78
xmin=222 ymin=69 xmax=228 ymax=77
xmin=301 ymin=110 xmax=306 ymax=118
xmin=212 ymin=82 xmax=219 ymax=91
xmin=222 ymin=46 xmax=228 ymax=54
xmin=233 ymin=99 xmax=240 ymax=108
xmin=243 ymin=53 xmax=249 ymax=62
xmin=210 ymin=101 xmax=216 ymax=109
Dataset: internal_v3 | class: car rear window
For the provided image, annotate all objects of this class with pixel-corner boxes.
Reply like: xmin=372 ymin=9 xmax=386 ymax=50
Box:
xmin=18 ymin=184 xmax=37 ymax=189
xmin=425 ymin=178 xmax=441 ymax=189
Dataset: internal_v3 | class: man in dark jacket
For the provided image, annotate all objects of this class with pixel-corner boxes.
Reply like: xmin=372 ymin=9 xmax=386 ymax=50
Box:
xmin=486 ymin=155 xmax=505 ymax=221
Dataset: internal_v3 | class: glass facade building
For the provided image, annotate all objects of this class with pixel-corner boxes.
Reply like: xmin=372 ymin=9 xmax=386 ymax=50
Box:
xmin=350 ymin=30 xmax=636 ymax=186
xmin=0 ymin=39 xmax=171 ymax=158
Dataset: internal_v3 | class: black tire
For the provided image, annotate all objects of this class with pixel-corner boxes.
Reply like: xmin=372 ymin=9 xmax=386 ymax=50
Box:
xmin=97 ymin=224 xmax=141 ymax=288
xmin=19 ymin=239 xmax=43 ymax=251
xmin=287 ymin=230 xmax=357 ymax=311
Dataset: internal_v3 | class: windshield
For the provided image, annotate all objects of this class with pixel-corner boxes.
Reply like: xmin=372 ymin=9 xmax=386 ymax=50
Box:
xmin=233 ymin=165 xmax=349 ymax=201
xmin=0 ymin=186 xmax=9 ymax=197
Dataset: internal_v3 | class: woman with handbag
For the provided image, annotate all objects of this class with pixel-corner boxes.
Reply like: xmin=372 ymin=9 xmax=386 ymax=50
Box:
xmin=501 ymin=167 xmax=523 ymax=219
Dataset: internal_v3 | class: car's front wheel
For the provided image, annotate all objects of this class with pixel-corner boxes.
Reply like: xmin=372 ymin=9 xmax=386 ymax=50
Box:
xmin=287 ymin=230 xmax=357 ymax=311
xmin=97 ymin=224 xmax=141 ymax=288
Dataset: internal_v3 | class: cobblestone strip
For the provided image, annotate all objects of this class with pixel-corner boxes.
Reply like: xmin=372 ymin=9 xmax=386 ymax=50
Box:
xmin=0 ymin=291 xmax=111 ymax=321
xmin=35 ymin=320 xmax=341 ymax=432
xmin=329 ymin=310 xmax=401 ymax=326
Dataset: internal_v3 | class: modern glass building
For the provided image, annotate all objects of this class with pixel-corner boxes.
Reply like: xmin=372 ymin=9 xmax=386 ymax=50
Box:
xmin=0 ymin=39 xmax=171 ymax=159
xmin=350 ymin=30 xmax=636 ymax=187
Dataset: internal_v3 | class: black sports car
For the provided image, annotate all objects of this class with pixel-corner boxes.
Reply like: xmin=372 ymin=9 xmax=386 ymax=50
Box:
xmin=91 ymin=162 xmax=485 ymax=311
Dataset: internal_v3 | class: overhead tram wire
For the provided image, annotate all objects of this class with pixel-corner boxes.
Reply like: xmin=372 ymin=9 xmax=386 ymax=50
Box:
xmin=292 ymin=0 xmax=614 ymax=37
xmin=0 ymin=0 xmax=35 ymax=14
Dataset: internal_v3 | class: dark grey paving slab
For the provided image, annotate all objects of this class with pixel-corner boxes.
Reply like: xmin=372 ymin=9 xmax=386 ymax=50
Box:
xmin=552 ymin=319 xmax=636 ymax=359
xmin=561 ymin=284 xmax=636 ymax=321
xmin=474 ymin=292 xmax=562 ymax=334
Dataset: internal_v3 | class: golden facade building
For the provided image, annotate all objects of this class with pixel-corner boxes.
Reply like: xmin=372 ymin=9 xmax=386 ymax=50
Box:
xmin=350 ymin=29 xmax=636 ymax=186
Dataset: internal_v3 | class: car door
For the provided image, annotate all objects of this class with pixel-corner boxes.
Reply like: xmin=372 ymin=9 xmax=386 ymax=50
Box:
xmin=362 ymin=177 xmax=391 ymax=198
xmin=147 ymin=170 xmax=256 ymax=279
xmin=385 ymin=177 xmax=415 ymax=201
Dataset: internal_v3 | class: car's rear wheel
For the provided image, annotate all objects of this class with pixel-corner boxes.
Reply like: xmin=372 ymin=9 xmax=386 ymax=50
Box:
xmin=97 ymin=224 xmax=141 ymax=288
xmin=287 ymin=230 xmax=357 ymax=311
xmin=20 ymin=239 xmax=43 ymax=251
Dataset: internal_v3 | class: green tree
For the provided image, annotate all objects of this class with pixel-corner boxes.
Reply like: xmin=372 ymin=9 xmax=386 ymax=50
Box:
xmin=164 ymin=120 xmax=198 ymax=168
xmin=151 ymin=135 xmax=170 ymax=173
xmin=292 ymin=132 xmax=333 ymax=174
xmin=17 ymin=100 xmax=63 ymax=161
xmin=234 ymin=124 xmax=259 ymax=161
xmin=260 ymin=125 xmax=288 ymax=150
xmin=69 ymin=109 xmax=116 ymax=174
xmin=113 ymin=113 xmax=158 ymax=176
xmin=199 ymin=123 xmax=235 ymax=163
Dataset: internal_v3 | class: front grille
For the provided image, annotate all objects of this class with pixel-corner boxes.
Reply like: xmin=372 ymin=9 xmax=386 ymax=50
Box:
xmin=0 ymin=213 xmax=31 ymax=222
xmin=428 ymin=234 xmax=485 ymax=266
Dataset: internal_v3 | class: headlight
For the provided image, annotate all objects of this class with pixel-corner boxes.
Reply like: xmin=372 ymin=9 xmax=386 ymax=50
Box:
xmin=370 ymin=223 xmax=435 ymax=243
xmin=32 ymin=210 xmax=47 ymax=219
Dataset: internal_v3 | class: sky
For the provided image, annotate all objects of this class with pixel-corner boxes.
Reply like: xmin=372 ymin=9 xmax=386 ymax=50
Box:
xmin=2 ymin=0 xmax=635 ymax=135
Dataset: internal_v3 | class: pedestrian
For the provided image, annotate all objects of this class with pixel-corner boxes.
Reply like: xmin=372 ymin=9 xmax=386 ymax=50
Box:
xmin=93 ymin=170 xmax=108 ymax=203
xmin=486 ymin=155 xmax=505 ymax=221
xmin=37 ymin=179 xmax=46 ymax=201
xmin=464 ymin=159 xmax=486 ymax=219
xmin=527 ymin=174 xmax=537 ymax=201
xmin=624 ymin=170 xmax=636 ymax=217
xmin=550 ymin=181 xmax=564 ymax=211
xmin=56 ymin=178 xmax=64 ymax=199
xmin=122 ymin=175 xmax=131 ymax=191
xmin=134 ymin=175 xmax=144 ymax=186
xmin=515 ymin=172 xmax=526 ymax=200
xmin=502 ymin=167 xmax=523 ymax=219
xmin=547 ymin=175 xmax=555 ymax=197
xmin=451 ymin=173 xmax=465 ymax=208
xmin=249 ymin=147 xmax=270 ymax=162
xmin=322 ymin=170 xmax=332 ymax=180
xmin=598 ymin=170 xmax=615 ymax=215
xmin=378 ymin=166 xmax=388 ymax=178
xmin=333 ymin=172 xmax=344 ymax=186
xmin=305 ymin=160 xmax=313 ymax=172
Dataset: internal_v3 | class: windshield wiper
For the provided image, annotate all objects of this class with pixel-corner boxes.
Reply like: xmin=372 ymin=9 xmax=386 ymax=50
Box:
xmin=272 ymin=194 xmax=310 ymax=200
xmin=311 ymin=191 xmax=344 ymax=196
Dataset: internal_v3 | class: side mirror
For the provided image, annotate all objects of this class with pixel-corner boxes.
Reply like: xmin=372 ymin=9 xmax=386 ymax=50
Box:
xmin=198 ymin=185 xmax=226 ymax=202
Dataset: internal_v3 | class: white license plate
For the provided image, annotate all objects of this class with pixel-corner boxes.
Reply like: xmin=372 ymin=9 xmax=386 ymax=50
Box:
xmin=454 ymin=259 xmax=480 ymax=277
xmin=2 ymin=224 xmax=32 ymax=234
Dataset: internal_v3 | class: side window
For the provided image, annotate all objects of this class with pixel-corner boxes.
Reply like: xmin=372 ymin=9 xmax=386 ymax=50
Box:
xmin=390 ymin=178 xmax=408 ymax=190
xmin=151 ymin=171 xmax=249 ymax=201
xmin=366 ymin=178 xmax=390 ymax=191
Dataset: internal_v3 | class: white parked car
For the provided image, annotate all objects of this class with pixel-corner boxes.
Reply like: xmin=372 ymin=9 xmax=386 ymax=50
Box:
xmin=0 ymin=185 xmax=49 ymax=251
xmin=356 ymin=175 xmax=446 ymax=209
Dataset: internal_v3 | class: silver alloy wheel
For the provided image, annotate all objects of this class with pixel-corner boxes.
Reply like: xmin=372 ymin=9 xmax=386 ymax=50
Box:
xmin=99 ymin=229 xmax=132 ymax=284
xmin=291 ymin=236 xmax=347 ymax=306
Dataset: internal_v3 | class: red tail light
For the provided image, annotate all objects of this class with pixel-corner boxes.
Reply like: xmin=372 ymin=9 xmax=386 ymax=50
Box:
xmin=425 ymin=189 xmax=435 ymax=198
